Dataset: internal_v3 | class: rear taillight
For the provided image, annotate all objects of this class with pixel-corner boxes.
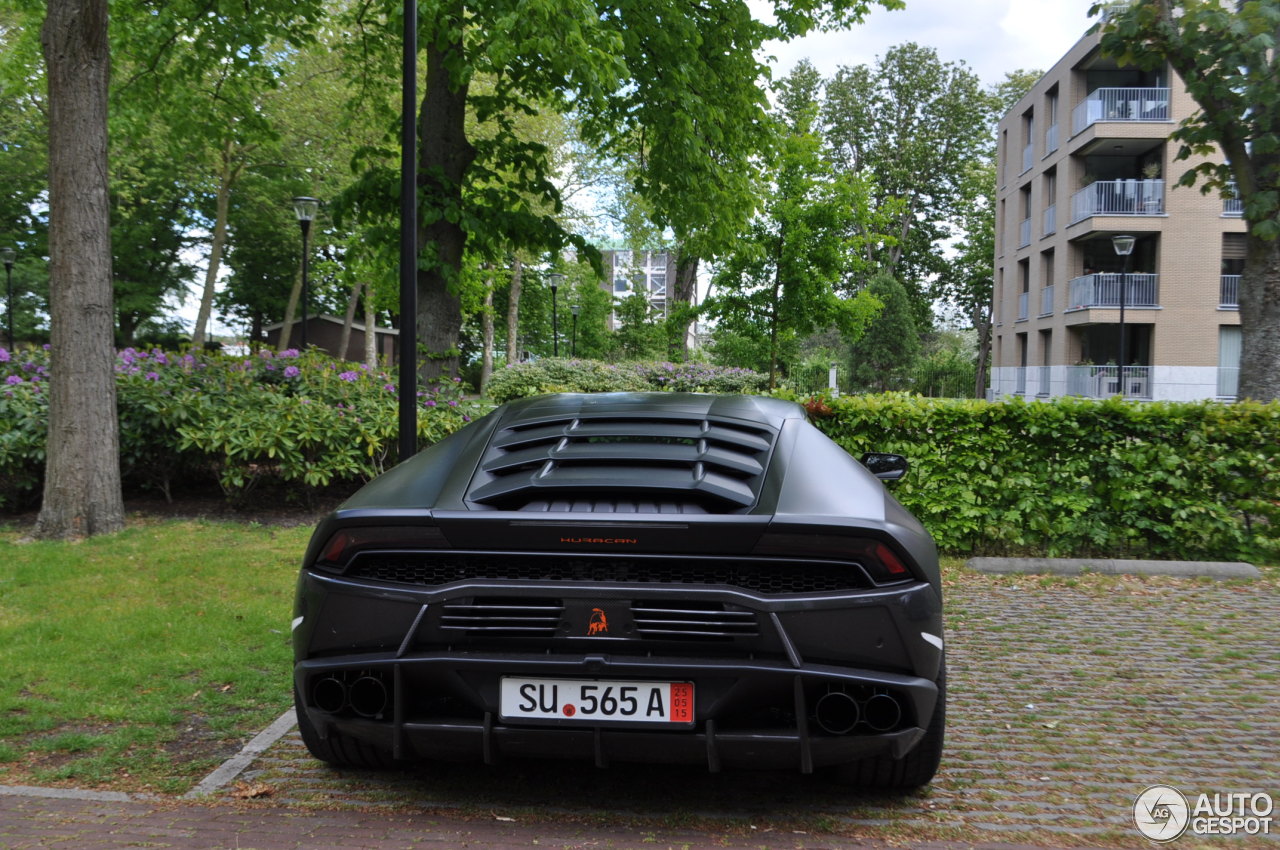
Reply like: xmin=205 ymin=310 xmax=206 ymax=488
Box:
xmin=314 ymin=525 xmax=450 ymax=571
xmin=751 ymin=533 xmax=917 ymax=585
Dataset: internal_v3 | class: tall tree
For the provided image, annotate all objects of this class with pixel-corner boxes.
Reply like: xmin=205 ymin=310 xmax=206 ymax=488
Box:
xmin=848 ymin=273 xmax=921 ymax=392
xmin=823 ymin=43 xmax=994 ymax=323
xmin=1095 ymin=0 xmax=1280 ymax=401
xmin=342 ymin=0 xmax=902 ymax=382
xmin=36 ymin=0 xmax=124 ymax=539
xmin=708 ymin=62 xmax=884 ymax=388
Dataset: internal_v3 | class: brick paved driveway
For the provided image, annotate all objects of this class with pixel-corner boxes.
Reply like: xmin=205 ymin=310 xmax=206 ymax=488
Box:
xmin=3 ymin=572 xmax=1278 ymax=847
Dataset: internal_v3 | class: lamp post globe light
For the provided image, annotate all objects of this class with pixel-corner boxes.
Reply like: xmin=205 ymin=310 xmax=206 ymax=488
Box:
xmin=2 ymin=247 xmax=14 ymax=351
xmin=1111 ymin=234 xmax=1135 ymax=397
xmin=570 ymin=302 xmax=580 ymax=358
xmin=293 ymin=197 xmax=320 ymax=350
xmin=548 ymin=273 xmax=564 ymax=357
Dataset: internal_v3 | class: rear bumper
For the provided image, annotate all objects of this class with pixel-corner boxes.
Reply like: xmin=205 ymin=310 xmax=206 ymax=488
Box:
xmin=294 ymin=651 xmax=938 ymax=772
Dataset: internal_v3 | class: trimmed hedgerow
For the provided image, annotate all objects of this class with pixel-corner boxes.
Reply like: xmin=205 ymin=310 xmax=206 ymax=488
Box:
xmin=0 ymin=346 xmax=480 ymax=509
xmin=485 ymin=358 xmax=768 ymax=403
xmin=787 ymin=391 xmax=1280 ymax=563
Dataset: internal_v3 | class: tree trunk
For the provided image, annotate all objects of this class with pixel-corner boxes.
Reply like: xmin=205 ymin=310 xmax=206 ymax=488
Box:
xmin=670 ymin=249 xmax=699 ymax=358
xmin=339 ymin=278 xmax=362 ymax=361
xmin=278 ymin=265 xmax=302 ymax=351
xmin=36 ymin=0 xmax=124 ymax=540
xmin=1237 ymin=232 xmax=1280 ymax=401
xmin=506 ymin=254 xmax=523 ymax=364
xmin=363 ymin=284 xmax=377 ymax=369
xmin=416 ymin=8 xmax=474 ymax=383
xmin=973 ymin=309 xmax=991 ymax=400
xmin=480 ymin=268 xmax=494 ymax=391
xmin=191 ymin=140 xmax=237 ymax=349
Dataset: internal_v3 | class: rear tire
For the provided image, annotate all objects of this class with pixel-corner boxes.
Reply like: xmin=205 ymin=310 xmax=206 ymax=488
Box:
xmin=294 ymin=687 xmax=399 ymax=770
xmin=834 ymin=659 xmax=946 ymax=791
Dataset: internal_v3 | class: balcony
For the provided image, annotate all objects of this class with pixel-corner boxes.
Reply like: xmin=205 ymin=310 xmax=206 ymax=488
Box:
xmin=1037 ymin=365 xmax=1051 ymax=396
xmin=1040 ymin=284 xmax=1055 ymax=317
xmin=1072 ymin=87 xmax=1171 ymax=134
xmin=1067 ymin=273 xmax=1159 ymax=310
xmin=1017 ymin=291 xmax=1029 ymax=321
xmin=1022 ymin=143 xmax=1033 ymax=174
xmin=1015 ymin=366 xmax=1027 ymax=395
xmin=1070 ymin=179 xmax=1164 ymax=224
xmin=1019 ymin=218 xmax=1032 ymax=248
xmin=1220 ymin=275 xmax=1240 ymax=308
xmin=1223 ymin=182 xmax=1243 ymax=216
xmin=1045 ymin=123 xmax=1060 ymax=154
xmin=1067 ymin=365 xmax=1152 ymax=399
xmin=1043 ymin=204 xmax=1056 ymax=236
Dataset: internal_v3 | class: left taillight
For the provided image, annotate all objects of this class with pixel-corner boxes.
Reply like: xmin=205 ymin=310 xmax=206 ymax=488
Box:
xmin=313 ymin=525 xmax=451 ymax=572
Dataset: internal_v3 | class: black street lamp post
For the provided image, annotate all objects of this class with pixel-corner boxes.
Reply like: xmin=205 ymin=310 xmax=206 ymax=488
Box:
xmin=549 ymin=273 xmax=563 ymax=357
xmin=293 ymin=196 xmax=320 ymax=350
xmin=2 ymin=248 xmax=14 ymax=351
xmin=1111 ymin=234 xmax=1135 ymax=397
xmin=570 ymin=303 xmax=580 ymax=358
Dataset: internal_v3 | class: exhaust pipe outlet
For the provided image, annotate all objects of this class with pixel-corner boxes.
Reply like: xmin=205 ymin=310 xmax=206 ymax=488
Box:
xmin=862 ymin=693 xmax=903 ymax=732
xmin=814 ymin=691 xmax=861 ymax=735
xmin=312 ymin=676 xmax=347 ymax=714
xmin=349 ymin=675 xmax=390 ymax=718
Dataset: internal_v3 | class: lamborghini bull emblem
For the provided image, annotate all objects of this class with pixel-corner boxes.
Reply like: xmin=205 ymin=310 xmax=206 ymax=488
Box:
xmin=587 ymin=608 xmax=609 ymax=636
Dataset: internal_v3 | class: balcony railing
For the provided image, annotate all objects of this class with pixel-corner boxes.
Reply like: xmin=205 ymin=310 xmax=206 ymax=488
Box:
xmin=1067 ymin=273 xmax=1160 ymax=310
xmin=1015 ymin=366 xmax=1027 ymax=395
xmin=1019 ymin=218 xmax=1032 ymax=248
xmin=1037 ymin=365 xmax=1051 ymax=396
xmin=1040 ymin=284 xmax=1055 ymax=316
xmin=1071 ymin=179 xmax=1164 ymax=223
xmin=1018 ymin=291 xmax=1029 ymax=321
xmin=1072 ymin=87 xmax=1170 ymax=134
xmin=1220 ymin=275 xmax=1240 ymax=308
xmin=1043 ymin=204 xmax=1056 ymax=236
xmin=1218 ymin=367 xmax=1239 ymax=398
xmin=1022 ymin=143 xmax=1033 ymax=174
xmin=1045 ymin=123 xmax=1059 ymax=154
xmin=1067 ymin=365 xmax=1152 ymax=399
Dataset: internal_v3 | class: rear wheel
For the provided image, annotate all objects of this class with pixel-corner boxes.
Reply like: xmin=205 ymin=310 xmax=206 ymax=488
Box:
xmin=834 ymin=659 xmax=946 ymax=791
xmin=294 ymin=687 xmax=399 ymax=770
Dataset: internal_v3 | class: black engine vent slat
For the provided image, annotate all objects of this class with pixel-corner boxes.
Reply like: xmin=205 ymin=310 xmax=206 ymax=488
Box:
xmin=345 ymin=552 xmax=872 ymax=594
xmin=469 ymin=414 xmax=779 ymax=514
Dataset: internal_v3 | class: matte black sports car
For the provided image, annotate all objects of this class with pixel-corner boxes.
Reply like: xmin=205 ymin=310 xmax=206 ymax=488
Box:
xmin=291 ymin=392 xmax=945 ymax=789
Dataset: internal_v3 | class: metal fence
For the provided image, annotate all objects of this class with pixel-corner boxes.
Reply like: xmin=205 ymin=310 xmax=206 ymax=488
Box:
xmin=1220 ymin=275 xmax=1240 ymax=308
xmin=1067 ymin=273 xmax=1159 ymax=310
xmin=1072 ymin=87 xmax=1170 ymax=133
xmin=1066 ymin=365 xmax=1152 ymax=399
xmin=1071 ymin=179 xmax=1164 ymax=223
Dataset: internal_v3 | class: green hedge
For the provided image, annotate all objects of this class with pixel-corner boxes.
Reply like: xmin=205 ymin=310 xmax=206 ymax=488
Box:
xmin=486 ymin=359 xmax=768 ymax=403
xmin=791 ymin=392 xmax=1280 ymax=562
xmin=0 ymin=346 xmax=478 ymax=508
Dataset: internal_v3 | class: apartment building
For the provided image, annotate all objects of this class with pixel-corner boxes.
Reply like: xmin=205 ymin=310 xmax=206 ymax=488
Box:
xmin=601 ymin=246 xmax=676 ymax=330
xmin=990 ymin=21 xmax=1245 ymax=401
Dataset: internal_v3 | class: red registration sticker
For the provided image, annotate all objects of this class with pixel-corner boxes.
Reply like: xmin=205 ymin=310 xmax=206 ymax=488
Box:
xmin=669 ymin=682 xmax=693 ymax=723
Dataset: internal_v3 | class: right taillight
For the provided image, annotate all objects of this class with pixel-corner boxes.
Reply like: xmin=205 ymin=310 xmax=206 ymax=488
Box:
xmin=751 ymin=533 xmax=917 ymax=585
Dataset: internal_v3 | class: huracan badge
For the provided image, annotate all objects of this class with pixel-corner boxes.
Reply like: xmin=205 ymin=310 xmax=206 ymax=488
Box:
xmin=587 ymin=608 xmax=609 ymax=636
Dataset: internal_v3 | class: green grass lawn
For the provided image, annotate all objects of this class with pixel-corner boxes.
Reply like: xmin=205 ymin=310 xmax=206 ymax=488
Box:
xmin=0 ymin=518 xmax=311 ymax=793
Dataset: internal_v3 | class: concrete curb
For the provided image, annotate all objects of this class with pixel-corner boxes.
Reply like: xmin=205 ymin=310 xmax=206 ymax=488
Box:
xmin=0 ymin=784 xmax=140 ymax=803
xmin=967 ymin=557 xmax=1260 ymax=579
xmin=182 ymin=709 xmax=297 ymax=798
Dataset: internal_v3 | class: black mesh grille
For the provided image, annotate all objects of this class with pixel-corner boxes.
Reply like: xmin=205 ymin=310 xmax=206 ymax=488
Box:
xmin=343 ymin=552 xmax=872 ymax=594
xmin=466 ymin=414 xmax=778 ymax=513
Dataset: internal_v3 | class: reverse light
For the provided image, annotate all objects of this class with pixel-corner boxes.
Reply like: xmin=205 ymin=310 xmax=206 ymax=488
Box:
xmin=315 ymin=525 xmax=450 ymax=571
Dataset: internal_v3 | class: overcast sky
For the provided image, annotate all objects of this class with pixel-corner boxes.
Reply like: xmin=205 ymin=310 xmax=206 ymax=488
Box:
xmin=756 ymin=0 xmax=1098 ymax=86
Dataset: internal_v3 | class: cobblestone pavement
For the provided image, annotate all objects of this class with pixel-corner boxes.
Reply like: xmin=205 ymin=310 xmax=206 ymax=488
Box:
xmin=3 ymin=575 xmax=1278 ymax=848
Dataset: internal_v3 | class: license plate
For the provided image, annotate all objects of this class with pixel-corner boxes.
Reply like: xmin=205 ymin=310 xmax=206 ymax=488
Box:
xmin=499 ymin=677 xmax=694 ymax=725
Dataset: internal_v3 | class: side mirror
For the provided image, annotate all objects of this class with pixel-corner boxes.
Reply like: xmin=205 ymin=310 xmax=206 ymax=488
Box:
xmin=860 ymin=452 xmax=909 ymax=481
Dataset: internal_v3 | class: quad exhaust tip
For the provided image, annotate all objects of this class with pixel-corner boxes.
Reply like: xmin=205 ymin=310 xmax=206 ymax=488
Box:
xmin=814 ymin=689 xmax=904 ymax=735
xmin=310 ymin=673 xmax=391 ymax=719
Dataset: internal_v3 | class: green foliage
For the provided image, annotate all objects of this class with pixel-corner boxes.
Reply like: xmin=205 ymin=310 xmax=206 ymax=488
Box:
xmin=0 ymin=347 xmax=480 ymax=509
xmin=786 ymin=392 xmax=1280 ymax=562
xmin=485 ymin=358 xmax=767 ymax=403
xmin=847 ymin=273 xmax=921 ymax=392
xmin=910 ymin=332 xmax=978 ymax=399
